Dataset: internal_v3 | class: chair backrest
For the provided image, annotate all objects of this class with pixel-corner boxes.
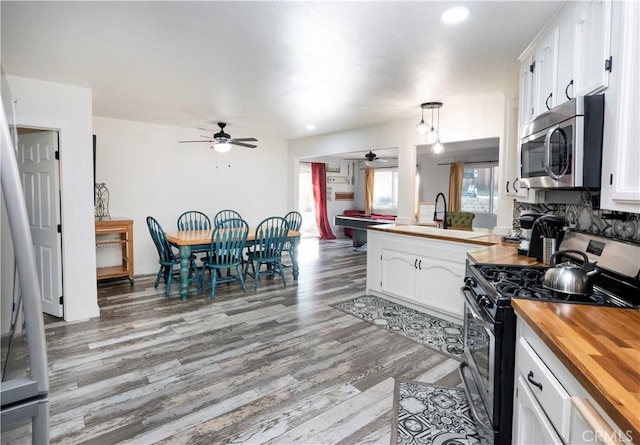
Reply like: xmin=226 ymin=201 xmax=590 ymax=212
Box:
xmin=177 ymin=211 xmax=211 ymax=231
xmin=446 ymin=211 xmax=475 ymax=229
xmin=213 ymin=209 xmax=242 ymax=228
xmin=283 ymin=211 xmax=302 ymax=251
xmin=214 ymin=216 xmax=247 ymax=229
xmin=252 ymin=216 xmax=289 ymax=261
xmin=284 ymin=211 xmax=303 ymax=231
xmin=147 ymin=216 xmax=177 ymax=263
xmin=209 ymin=218 xmax=249 ymax=267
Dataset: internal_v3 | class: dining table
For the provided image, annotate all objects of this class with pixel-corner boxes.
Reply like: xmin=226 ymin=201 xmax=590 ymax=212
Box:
xmin=164 ymin=228 xmax=301 ymax=300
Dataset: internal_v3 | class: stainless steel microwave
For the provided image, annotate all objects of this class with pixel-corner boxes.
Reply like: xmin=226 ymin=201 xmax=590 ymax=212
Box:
xmin=519 ymin=95 xmax=604 ymax=189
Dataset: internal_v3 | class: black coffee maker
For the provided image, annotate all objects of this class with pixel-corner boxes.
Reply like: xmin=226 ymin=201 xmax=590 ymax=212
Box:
xmin=528 ymin=215 xmax=566 ymax=261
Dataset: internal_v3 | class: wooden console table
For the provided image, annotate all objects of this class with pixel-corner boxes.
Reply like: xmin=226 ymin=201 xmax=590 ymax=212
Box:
xmin=95 ymin=217 xmax=134 ymax=285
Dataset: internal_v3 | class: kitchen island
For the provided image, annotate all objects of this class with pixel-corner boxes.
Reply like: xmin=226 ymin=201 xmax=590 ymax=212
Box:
xmin=366 ymin=224 xmax=508 ymax=322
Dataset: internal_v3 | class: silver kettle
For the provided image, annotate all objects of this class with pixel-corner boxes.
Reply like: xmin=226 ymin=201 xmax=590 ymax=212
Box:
xmin=542 ymin=250 xmax=599 ymax=295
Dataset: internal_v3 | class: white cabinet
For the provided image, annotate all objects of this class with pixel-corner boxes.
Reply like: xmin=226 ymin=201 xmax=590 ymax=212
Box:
xmin=500 ymin=96 xmax=520 ymax=198
xmin=556 ymin=10 xmax=576 ymax=106
xmin=600 ymin=0 xmax=640 ymax=213
xmin=513 ymin=374 xmax=564 ymax=445
xmin=573 ymin=0 xmax=613 ymax=96
xmin=516 ymin=0 xmax=613 ymax=124
xmin=367 ymin=229 xmax=478 ymax=322
xmin=534 ymin=28 xmax=560 ymax=114
xmin=513 ymin=317 xmax=632 ymax=445
xmin=518 ymin=27 xmax=560 ymax=131
xmin=519 ymin=52 xmax=536 ymax=130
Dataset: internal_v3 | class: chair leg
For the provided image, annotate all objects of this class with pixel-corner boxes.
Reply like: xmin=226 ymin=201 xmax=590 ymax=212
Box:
xmin=210 ymin=269 xmax=218 ymax=299
xmin=254 ymin=261 xmax=262 ymax=290
xmin=278 ymin=261 xmax=287 ymax=287
xmin=165 ymin=272 xmax=172 ymax=296
xmin=154 ymin=267 xmax=163 ymax=288
xmin=237 ymin=265 xmax=247 ymax=293
xmin=197 ymin=264 xmax=206 ymax=291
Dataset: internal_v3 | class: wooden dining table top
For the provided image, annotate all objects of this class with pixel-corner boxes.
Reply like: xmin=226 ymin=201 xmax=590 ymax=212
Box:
xmin=165 ymin=229 xmax=302 ymax=246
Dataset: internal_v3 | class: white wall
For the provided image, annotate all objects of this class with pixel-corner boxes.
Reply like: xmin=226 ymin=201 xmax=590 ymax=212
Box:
xmin=287 ymin=93 xmax=508 ymax=225
xmin=93 ymin=117 xmax=289 ymax=275
xmin=3 ymin=75 xmax=98 ymax=322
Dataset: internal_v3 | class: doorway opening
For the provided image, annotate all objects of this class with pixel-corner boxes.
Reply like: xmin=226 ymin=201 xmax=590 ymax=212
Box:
xmin=298 ymin=163 xmax=318 ymax=238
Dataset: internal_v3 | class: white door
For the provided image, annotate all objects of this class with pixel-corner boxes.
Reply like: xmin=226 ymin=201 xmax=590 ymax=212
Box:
xmin=17 ymin=130 xmax=63 ymax=317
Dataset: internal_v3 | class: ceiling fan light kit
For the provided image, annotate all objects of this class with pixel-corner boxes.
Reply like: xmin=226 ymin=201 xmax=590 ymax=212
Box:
xmin=178 ymin=122 xmax=258 ymax=152
xmin=213 ymin=142 xmax=232 ymax=153
xmin=418 ymin=102 xmax=445 ymax=153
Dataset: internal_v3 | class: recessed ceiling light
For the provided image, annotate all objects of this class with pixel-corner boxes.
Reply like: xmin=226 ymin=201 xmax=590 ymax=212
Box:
xmin=441 ymin=6 xmax=470 ymax=24
xmin=305 ymin=124 xmax=316 ymax=130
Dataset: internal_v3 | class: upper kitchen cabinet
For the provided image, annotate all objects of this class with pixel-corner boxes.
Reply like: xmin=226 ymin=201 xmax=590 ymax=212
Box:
xmin=600 ymin=1 xmax=640 ymax=213
xmin=572 ymin=0 xmax=612 ymax=97
xmin=518 ymin=28 xmax=559 ymax=130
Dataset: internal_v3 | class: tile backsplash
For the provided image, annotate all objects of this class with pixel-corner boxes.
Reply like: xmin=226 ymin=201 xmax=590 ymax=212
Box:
xmin=514 ymin=191 xmax=640 ymax=242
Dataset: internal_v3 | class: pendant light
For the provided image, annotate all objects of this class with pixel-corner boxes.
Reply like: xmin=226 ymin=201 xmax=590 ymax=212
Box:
xmin=416 ymin=105 xmax=428 ymax=135
xmin=418 ymin=102 xmax=445 ymax=153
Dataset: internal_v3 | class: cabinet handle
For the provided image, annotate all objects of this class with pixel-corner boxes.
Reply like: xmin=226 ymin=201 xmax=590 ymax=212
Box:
xmin=565 ymin=79 xmax=574 ymax=100
xmin=418 ymin=260 xmax=422 ymax=270
xmin=545 ymin=92 xmax=553 ymax=110
xmin=414 ymin=259 xmax=417 ymax=269
xmin=527 ymin=370 xmax=543 ymax=390
xmin=513 ymin=178 xmax=519 ymax=193
xmin=506 ymin=180 xmax=510 ymax=193
xmin=571 ymin=397 xmax=625 ymax=445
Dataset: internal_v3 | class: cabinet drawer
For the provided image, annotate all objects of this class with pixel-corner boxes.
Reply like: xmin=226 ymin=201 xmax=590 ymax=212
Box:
xmin=517 ymin=337 xmax=572 ymax=441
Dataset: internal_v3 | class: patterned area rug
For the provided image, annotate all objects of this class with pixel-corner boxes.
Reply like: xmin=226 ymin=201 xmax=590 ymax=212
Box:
xmin=333 ymin=295 xmax=465 ymax=360
xmin=392 ymin=381 xmax=489 ymax=445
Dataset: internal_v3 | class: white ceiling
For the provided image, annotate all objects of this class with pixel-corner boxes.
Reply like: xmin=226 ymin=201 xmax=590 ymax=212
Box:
xmin=1 ymin=1 xmax=562 ymax=141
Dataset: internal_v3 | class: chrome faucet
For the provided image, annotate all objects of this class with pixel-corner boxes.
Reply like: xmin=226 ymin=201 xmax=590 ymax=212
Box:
xmin=434 ymin=192 xmax=448 ymax=229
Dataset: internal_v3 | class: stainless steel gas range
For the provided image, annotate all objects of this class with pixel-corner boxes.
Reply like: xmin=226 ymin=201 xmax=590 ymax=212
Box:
xmin=459 ymin=230 xmax=640 ymax=445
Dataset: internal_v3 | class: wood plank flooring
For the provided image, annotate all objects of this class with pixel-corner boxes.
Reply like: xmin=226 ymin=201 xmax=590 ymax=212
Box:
xmin=2 ymin=239 xmax=461 ymax=445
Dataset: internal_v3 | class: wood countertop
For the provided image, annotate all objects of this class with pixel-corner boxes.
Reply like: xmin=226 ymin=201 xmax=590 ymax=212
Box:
xmin=367 ymin=223 xmax=544 ymax=265
xmin=368 ymin=224 xmax=501 ymax=246
xmin=512 ymin=299 xmax=640 ymax=440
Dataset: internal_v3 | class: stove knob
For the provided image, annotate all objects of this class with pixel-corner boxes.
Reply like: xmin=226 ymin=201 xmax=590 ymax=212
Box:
xmin=477 ymin=295 xmax=494 ymax=308
xmin=464 ymin=277 xmax=477 ymax=287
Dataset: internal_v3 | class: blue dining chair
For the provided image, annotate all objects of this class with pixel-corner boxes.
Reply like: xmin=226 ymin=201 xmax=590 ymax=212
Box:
xmin=177 ymin=211 xmax=211 ymax=231
xmin=147 ymin=216 xmax=199 ymax=296
xmin=282 ymin=211 xmax=302 ymax=269
xmin=213 ymin=209 xmax=242 ymax=228
xmin=244 ymin=216 xmax=289 ymax=290
xmin=197 ymin=218 xmax=249 ymax=299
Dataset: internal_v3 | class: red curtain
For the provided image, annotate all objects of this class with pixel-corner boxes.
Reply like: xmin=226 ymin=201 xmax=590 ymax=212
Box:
xmin=311 ymin=163 xmax=336 ymax=240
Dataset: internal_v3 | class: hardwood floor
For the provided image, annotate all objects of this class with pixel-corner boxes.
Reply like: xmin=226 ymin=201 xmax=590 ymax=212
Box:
xmin=2 ymin=239 xmax=461 ymax=445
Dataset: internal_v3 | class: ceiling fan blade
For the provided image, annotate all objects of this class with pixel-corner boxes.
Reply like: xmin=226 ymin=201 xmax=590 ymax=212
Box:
xmin=197 ymin=127 xmax=216 ymax=132
xmin=233 ymin=137 xmax=258 ymax=142
xmin=179 ymin=140 xmax=214 ymax=143
xmin=231 ymin=141 xmax=257 ymax=148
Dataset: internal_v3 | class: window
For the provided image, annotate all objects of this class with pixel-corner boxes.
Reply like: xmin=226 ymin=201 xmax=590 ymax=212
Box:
xmin=461 ymin=164 xmax=498 ymax=214
xmin=373 ymin=168 xmax=399 ymax=210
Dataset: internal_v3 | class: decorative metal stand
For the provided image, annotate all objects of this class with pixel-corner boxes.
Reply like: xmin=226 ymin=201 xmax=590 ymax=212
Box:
xmin=95 ymin=183 xmax=110 ymax=218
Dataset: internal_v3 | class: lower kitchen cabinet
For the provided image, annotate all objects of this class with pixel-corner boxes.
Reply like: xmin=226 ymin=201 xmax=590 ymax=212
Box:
xmin=366 ymin=229 xmax=481 ymax=322
xmin=513 ymin=317 xmax=632 ymax=444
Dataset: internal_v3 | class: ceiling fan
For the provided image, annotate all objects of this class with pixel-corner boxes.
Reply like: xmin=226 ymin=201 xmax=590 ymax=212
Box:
xmin=364 ymin=150 xmax=389 ymax=164
xmin=179 ymin=122 xmax=258 ymax=153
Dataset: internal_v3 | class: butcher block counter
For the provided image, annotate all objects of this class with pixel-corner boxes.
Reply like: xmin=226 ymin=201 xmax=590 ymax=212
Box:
xmin=512 ymin=299 xmax=640 ymax=441
xmin=366 ymin=223 xmax=638 ymax=439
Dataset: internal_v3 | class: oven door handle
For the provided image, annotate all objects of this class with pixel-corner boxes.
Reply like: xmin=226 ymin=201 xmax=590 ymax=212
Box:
xmin=459 ymin=362 xmax=495 ymax=435
xmin=461 ymin=286 xmax=494 ymax=332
